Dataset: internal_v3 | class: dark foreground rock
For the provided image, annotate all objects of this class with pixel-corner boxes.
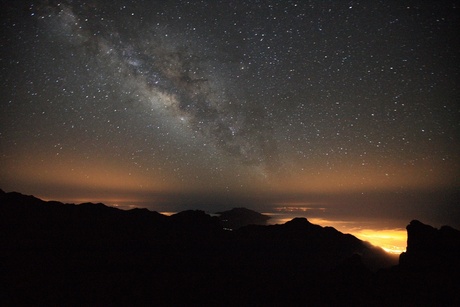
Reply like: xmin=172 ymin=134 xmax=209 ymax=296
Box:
xmin=1 ymin=190 xmax=458 ymax=305
xmin=371 ymin=220 xmax=460 ymax=306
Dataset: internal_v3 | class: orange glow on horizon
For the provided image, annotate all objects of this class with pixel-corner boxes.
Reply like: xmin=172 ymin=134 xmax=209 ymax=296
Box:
xmin=266 ymin=215 xmax=407 ymax=255
xmin=308 ymin=218 xmax=407 ymax=254
xmin=353 ymin=228 xmax=407 ymax=254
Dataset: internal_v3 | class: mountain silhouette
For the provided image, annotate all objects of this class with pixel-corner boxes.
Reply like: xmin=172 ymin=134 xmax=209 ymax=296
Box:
xmin=1 ymin=189 xmax=458 ymax=305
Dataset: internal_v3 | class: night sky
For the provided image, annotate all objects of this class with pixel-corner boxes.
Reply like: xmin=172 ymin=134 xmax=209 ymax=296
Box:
xmin=1 ymin=1 xmax=459 ymax=229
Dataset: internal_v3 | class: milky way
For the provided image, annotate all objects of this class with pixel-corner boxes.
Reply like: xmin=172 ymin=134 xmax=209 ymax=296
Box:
xmin=1 ymin=1 xmax=459 ymax=215
xmin=41 ymin=1 xmax=278 ymax=171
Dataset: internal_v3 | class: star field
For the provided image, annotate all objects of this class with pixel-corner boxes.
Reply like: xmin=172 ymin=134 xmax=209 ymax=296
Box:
xmin=1 ymin=1 xmax=459 ymax=217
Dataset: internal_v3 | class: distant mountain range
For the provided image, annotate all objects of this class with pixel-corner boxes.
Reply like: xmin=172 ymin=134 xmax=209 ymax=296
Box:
xmin=1 ymin=189 xmax=459 ymax=305
xmin=216 ymin=207 xmax=271 ymax=229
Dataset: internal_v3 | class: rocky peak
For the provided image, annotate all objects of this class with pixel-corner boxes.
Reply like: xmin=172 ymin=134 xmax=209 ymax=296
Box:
xmin=400 ymin=220 xmax=460 ymax=267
